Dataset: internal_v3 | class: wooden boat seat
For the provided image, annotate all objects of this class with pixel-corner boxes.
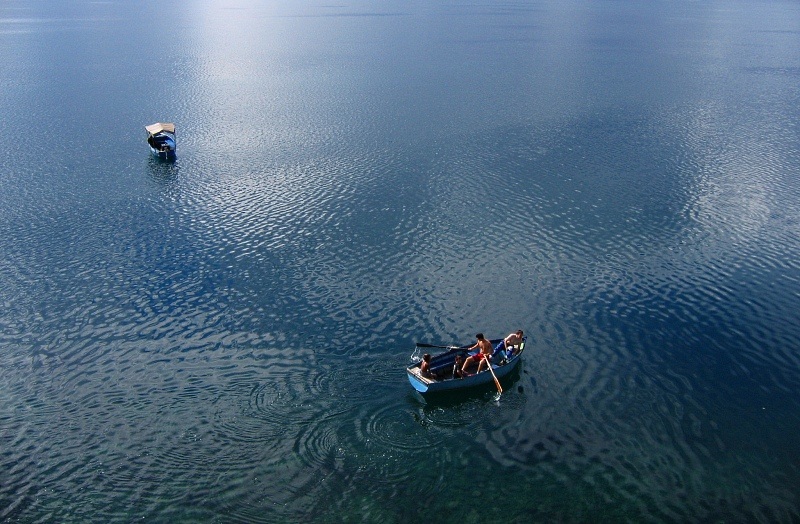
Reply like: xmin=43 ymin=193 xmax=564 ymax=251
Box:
xmin=408 ymin=366 xmax=436 ymax=384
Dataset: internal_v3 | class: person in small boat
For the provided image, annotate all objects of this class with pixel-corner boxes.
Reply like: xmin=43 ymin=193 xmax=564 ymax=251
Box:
xmin=461 ymin=333 xmax=494 ymax=375
xmin=420 ymin=353 xmax=437 ymax=379
xmin=452 ymin=354 xmax=465 ymax=379
xmin=495 ymin=330 xmax=524 ymax=359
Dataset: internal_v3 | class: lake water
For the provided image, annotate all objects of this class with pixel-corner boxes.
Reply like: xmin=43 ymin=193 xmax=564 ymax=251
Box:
xmin=2 ymin=0 xmax=800 ymax=522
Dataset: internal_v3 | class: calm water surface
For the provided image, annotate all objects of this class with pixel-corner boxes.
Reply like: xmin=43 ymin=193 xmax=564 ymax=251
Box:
xmin=1 ymin=0 xmax=800 ymax=522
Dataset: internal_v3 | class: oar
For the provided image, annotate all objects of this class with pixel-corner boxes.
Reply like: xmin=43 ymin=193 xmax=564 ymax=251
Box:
xmin=485 ymin=357 xmax=503 ymax=395
xmin=415 ymin=343 xmax=460 ymax=350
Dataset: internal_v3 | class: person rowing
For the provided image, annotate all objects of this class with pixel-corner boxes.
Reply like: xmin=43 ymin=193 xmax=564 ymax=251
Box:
xmin=461 ymin=333 xmax=494 ymax=376
xmin=495 ymin=330 xmax=524 ymax=359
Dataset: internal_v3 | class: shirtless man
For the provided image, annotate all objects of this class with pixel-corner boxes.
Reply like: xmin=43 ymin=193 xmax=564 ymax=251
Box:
xmin=420 ymin=353 xmax=436 ymax=379
xmin=495 ymin=330 xmax=524 ymax=359
xmin=461 ymin=333 xmax=494 ymax=375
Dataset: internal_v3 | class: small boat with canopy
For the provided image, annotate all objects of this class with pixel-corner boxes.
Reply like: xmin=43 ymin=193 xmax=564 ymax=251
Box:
xmin=145 ymin=122 xmax=176 ymax=159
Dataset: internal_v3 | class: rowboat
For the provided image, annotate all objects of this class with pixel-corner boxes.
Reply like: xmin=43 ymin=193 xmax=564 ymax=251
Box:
xmin=406 ymin=337 xmax=525 ymax=394
xmin=145 ymin=122 xmax=176 ymax=160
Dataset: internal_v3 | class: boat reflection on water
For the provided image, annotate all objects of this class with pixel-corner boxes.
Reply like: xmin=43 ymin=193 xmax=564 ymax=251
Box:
xmin=146 ymin=154 xmax=179 ymax=186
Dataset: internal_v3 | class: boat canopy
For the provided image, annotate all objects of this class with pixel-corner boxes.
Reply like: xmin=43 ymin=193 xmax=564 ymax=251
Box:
xmin=145 ymin=123 xmax=175 ymax=136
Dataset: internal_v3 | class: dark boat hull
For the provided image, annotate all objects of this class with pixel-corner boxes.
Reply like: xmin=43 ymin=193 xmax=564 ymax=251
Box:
xmin=149 ymin=146 xmax=176 ymax=160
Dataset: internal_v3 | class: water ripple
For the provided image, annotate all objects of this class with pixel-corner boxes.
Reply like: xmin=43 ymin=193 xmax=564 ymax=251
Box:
xmin=2 ymin=1 xmax=800 ymax=521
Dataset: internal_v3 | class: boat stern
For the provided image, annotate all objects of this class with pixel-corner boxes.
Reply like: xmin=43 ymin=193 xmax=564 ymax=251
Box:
xmin=406 ymin=369 xmax=429 ymax=393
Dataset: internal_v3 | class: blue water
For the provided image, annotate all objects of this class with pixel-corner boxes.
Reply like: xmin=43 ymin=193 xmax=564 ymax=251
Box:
xmin=2 ymin=0 xmax=800 ymax=521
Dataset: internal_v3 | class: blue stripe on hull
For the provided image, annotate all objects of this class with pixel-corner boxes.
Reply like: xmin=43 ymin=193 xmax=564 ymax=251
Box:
xmin=407 ymin=374 xmax=429 ymax=393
